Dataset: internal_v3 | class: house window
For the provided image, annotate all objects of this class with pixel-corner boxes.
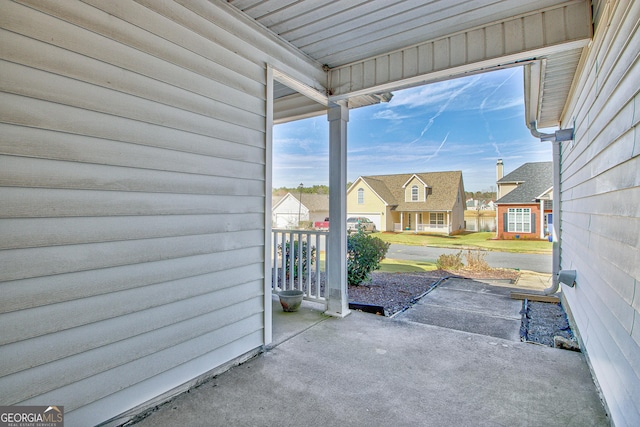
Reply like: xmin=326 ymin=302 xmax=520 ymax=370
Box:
xmin=508 ymin=208 xmax=531 ymax=232
xmin=411 ymin=185 xmax=419 ymax=201
xmin=430 ymin=213 xmax=444 ymax=227
xmin=357 ymin=188 xmax=364 ymax=204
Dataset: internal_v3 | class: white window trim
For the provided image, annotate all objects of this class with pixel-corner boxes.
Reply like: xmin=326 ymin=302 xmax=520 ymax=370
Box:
xmin=507 ymin=208 xmax=531 ymax=233
xmin=411 ymin=185 xmax=419 ymax=201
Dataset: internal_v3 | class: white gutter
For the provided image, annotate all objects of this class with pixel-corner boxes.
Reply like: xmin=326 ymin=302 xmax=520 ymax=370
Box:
xmin=527 ymin=121 xmax=572 ymax=295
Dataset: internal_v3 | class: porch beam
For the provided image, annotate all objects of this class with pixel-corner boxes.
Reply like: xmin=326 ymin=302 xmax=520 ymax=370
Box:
xmin=328 ymin=0 xmax=591 ymax=99
xmin=326 ymin=102 xmax=350 ymax=318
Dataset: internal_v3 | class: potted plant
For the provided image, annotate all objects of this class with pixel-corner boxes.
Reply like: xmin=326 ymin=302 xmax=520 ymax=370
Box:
xmin=278 ymin=289 xmax=304 ymax=312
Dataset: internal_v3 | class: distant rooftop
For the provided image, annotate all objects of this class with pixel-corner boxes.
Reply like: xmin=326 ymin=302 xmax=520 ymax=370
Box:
xmin=496 ymin=162 xmax=552 ymax=204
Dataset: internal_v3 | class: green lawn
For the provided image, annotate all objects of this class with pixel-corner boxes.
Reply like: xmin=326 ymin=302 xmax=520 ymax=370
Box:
xmin=378 ymin=258 xmax=438 ymax=273
xmin=375 ymin=231 xmax=552 ymax=254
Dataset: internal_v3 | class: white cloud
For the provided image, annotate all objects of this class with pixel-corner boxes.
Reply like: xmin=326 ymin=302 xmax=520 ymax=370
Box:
xmin=372 ymin=110 xmax=409 ymax=120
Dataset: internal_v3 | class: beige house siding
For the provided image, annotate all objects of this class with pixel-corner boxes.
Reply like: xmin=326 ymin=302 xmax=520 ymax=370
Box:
xmin=403 ymin=176 xmax=428 ymax=202
xmin=560 ymin=0 xmax=640 ymax=425
xmin=346 ymin=181 xmax=388 ymax=230
xmin=0 ymin=2 xmax=322 ymax=426
xmin=450 ymin=181 xmax=466 ymax=234
xmin=497 ymin=182 xmax=519 ymax=199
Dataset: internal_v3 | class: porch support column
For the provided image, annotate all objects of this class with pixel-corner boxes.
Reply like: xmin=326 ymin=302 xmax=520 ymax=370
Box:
xmin=540 ymin=199 xmax=545 ymax=239
xmin=326 ymin=102 xmax=350 ymax=317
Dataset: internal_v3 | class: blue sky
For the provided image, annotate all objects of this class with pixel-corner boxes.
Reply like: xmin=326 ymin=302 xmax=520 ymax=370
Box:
xmin=273 ymin=67 xmax=553 ymax=192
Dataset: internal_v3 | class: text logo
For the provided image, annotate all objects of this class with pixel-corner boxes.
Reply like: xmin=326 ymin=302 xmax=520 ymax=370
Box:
xmin=0 ymin=406 xmax=64 ymax=427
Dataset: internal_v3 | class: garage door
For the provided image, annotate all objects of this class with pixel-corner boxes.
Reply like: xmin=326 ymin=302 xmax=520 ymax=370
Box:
xmin=347 ymin=213 xmax=382 ymax=231
xmin=275 ymin=213 xmax=298 ymax=228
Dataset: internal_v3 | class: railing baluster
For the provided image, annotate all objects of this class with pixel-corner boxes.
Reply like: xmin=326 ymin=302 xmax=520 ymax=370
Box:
xmin=272 ymin=228 xmax=327 ymax=303
xmin=304 ymin=232 xmax=313 ymax=297
xmin=315 ymin=232 xmax=321 ymax=299
xmin=272 ymin=231 xmax=278 ymax=292
xmin=297 ymin=231 xmax=303 ymax=293
xmin=280 ymin=231 xmax=286 ymax=290
xmin=289 ymin=231 xmax=295 ymax=291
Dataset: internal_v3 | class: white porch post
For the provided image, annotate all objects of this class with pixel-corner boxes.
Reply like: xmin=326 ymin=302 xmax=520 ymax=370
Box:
xmin=326 ymin=102 xmax=350 ymax=317
xmin=540 ymin=199 xmax=545 ymax=239
xmin=415 ymin=213 xmax=418 ymax=232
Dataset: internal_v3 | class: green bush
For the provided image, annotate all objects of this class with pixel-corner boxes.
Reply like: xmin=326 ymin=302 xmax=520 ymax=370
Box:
xmin=278 ymin=240 xmax=316 ymax=279
xmin=347 ymin=230 xmax=390 ymax=286
xmin=436 ymin=251 xmax=463 ymax=270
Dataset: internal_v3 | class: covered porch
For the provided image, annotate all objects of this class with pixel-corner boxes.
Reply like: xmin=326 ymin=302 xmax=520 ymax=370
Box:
xmin=3 ymin=0 xmax=637 ymax=425
xmin=132 ymin=296 xmax=607 ymax=426
xmin=393 ymin=211 xmax=452 ymax=234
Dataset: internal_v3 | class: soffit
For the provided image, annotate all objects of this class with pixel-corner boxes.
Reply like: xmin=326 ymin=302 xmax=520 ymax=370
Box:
xmin=226 ymin=0 xmax=591 ymax=126
xmin=227 ymin=0 xmax=574 ymax=68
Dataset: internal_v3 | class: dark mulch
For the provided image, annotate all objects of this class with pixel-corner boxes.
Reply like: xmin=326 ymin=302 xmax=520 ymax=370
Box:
xmin=521 ymin=300 xmax=575 ymax=346
xmin=276 ymin=268 xmax=577 ymax=349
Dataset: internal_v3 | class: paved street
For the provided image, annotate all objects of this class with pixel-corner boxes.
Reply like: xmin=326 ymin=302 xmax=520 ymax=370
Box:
xmin=387 ymin=244 xmax=552 ymax=273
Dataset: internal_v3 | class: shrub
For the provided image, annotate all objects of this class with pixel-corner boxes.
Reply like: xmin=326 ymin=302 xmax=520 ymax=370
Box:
xmin=436 ymin=251 xmax=463 ymax=270
xmin=347 ymin=230 xmax=390 ymax=286
xmin=278 ymin=240 xmax=316 ymax=279
xmin=464 ymin=249 xmax=490 ymax=271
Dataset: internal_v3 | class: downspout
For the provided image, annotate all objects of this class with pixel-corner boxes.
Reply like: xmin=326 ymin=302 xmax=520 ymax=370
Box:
xmin=527 ymin=121 xmax=571 ymax=295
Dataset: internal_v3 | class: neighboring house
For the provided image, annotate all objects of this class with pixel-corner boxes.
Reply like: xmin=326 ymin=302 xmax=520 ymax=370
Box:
xmin=272 ymin=193 xmax=329 ymax=228
xmin=495 ymin=161 xmax=553 ymax=240
xmin=465 ymin=199 xmax=497 ymax=232
xmin=466 ymin=199 xmax=496 ymax=211
xmin=1 ymin=1 xmax=638 ymax=426
xmin=347 ymin=172 xmax=466 ymax=235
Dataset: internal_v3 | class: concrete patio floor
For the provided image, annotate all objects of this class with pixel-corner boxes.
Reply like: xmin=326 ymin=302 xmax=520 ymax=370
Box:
xmin=132 ymin=280 xmax=608 ymax=427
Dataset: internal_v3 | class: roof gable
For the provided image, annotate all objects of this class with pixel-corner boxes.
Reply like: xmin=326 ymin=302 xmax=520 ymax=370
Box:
xmin=273 ymin=192 xmax=329 ymax=212
xmin=402 ymin=174 xmax=429 ymax=188
xmin=358 ymin=171 xmax=463 ymax=211
xmin=496 ymin=162 xmax=553 ymax=204
xmin=348 ymin=177 xmax=389 ymax=206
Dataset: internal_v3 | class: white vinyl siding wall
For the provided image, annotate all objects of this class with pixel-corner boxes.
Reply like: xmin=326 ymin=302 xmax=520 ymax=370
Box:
xmin=560 ymin=1 xmax=640 ymax=425
xmin=0 ymin=1 xmax=323 ymax=426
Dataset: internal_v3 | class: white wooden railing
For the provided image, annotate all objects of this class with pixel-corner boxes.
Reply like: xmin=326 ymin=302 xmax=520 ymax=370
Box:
xmin=393 ymin=223 xmax=448 ymax=232
xmin=272 ymin=229 xmax=327 ymax=303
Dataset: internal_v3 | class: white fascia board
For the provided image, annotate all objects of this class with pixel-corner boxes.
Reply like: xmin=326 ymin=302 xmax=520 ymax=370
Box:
xmin=272 ymin=192 xmax=295 ymax=210
xmin=401 ymin=174 xmax=428 ymax=189
xmin=354 ymin=177 xmax=390 ymax=206
xmin=535 ymin=187 xmax=554 ymax=200
xmin=328 ymin=0 xmax=591 ymax=100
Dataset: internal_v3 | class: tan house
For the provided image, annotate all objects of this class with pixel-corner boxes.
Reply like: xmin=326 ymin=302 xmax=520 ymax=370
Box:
xmin=347 ymin=172 xmax=466 ymax=234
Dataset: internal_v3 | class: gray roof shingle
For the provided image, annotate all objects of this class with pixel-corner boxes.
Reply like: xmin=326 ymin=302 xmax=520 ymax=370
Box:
xmin=496 ymin=162 xmax=552 ymax=204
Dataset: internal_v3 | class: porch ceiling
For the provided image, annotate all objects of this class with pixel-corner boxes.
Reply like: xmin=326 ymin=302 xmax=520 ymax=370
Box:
xmin=226 ymin=0 xmax=593 ymax=128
